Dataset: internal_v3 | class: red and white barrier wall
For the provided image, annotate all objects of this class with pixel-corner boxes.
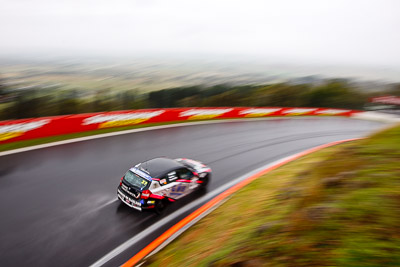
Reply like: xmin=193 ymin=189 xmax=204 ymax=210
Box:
xmin=0 ymin=107 xmax=359 ymax=144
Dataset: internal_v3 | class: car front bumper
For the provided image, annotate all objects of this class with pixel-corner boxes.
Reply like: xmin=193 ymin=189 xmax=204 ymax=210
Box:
xmin=117 ymin=189 xmax=142 ymax=211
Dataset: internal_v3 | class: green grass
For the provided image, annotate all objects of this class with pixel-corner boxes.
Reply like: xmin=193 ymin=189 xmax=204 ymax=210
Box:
xmin=146 ymin=124 xmax=400 ymax=267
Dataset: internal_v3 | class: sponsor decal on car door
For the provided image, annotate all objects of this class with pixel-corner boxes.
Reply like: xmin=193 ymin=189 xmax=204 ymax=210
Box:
xmin=169 ymin=183 xmax=188 ymax=199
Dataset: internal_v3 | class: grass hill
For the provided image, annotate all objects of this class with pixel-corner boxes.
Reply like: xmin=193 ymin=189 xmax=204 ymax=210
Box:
xmin=147 ymin=124 xmax=400 ymax=266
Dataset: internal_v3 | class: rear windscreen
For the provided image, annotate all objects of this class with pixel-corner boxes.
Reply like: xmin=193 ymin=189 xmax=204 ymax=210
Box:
xmin=124 ymin=170 xmax=149 ymax=190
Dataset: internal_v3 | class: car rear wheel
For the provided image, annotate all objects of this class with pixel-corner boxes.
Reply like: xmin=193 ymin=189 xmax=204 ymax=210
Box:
xmin=200 ymin=174 xmax=210 ymax=187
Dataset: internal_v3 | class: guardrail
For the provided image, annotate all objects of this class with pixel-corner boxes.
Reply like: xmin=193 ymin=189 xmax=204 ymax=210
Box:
xmin=0 ymin=107 xmax=359 ymax=144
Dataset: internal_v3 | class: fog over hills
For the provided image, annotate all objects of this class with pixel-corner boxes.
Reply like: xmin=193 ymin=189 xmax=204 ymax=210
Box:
xmin=0 ymin=54 xmax=398 ymax=94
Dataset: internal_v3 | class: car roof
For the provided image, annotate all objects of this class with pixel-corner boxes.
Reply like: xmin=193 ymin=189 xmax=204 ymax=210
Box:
xmin=137 ymin=157 xmax=185 ymax=178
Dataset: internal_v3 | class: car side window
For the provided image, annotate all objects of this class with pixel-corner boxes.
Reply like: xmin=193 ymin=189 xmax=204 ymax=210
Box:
xmin=176 ymin=168 xmax=194 ymax=180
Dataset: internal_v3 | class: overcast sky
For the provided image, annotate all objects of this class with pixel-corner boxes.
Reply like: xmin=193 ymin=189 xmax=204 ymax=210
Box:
xmin=0 ymin=0 xmax=399 ymax=66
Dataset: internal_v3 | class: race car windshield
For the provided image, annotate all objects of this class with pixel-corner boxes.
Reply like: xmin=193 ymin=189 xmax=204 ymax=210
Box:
xmin=124 ymin=171 xmax=149 ymax=190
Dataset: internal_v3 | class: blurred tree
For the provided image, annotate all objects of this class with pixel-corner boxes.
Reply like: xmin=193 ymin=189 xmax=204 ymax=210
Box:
xmin=389 ymin=83 xmax=400 ymax=96
xmin=176 ymin=95 xmax=198 ymax=107
xmin=148 ymin=86 xmax=202 ymax=108
xmin=201 ymin=84 xmax=232 ymax=98
xmin=121 ymin=90 xmax=137 ymax=110
xmin=148 ymin=89 xmax=168 ymax=108
xmin=0 ymin=77 xmax=11 ymax=120
xmin=201 ymin=90 xmax=242 ymax=107
xmin=262 ymin=83 xmax=311 ymax=107
xmin=0 ymin=79 xmax=378 ymax=121
xmin=0 ymin=78 xmax=6 ymax=97
xmin=7 ymin=89 xmax=55 ymax=118
xmin=57 ymin=90 xmax=81 ymax=115
xmin=58 ymin=98 xmax=80 ymax=115
xmin=93 ymin=88 xmax=112 ymax=112
xmin=307 ymin=81 xmax=365 ymax=109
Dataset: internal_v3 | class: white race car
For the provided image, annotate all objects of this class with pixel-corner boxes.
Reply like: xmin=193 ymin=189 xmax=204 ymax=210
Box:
xmin=117 ymin=157 xmax=211 ymax=213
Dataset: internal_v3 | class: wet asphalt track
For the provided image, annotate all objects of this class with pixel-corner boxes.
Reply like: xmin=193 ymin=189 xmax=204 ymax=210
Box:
xmin=0 ymin=117 xmax=387 ymax=267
